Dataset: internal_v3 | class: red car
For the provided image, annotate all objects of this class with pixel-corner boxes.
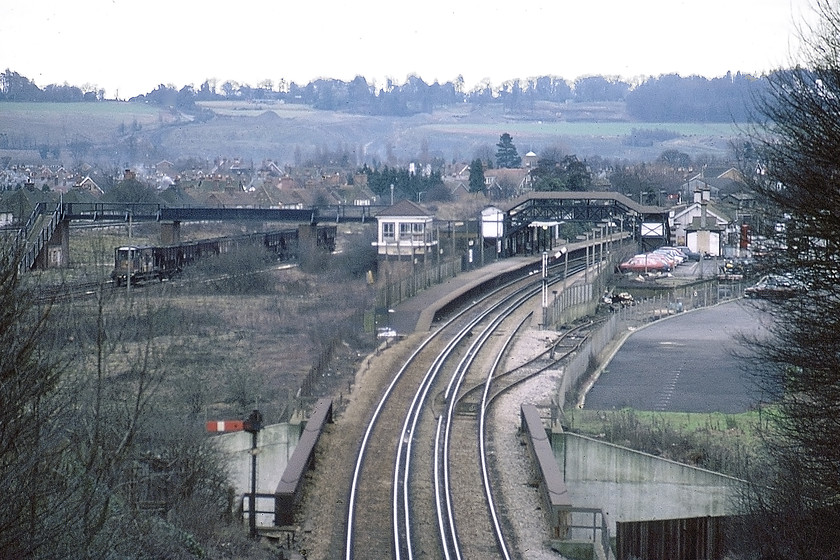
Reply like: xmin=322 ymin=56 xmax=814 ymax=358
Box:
xmin=618 ymin=254 xmax=672 ymax=273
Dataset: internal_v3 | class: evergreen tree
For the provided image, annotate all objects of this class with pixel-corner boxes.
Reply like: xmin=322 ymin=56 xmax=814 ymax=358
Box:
xmin=532 ymin=153 xmax=592 ymax=192
xmin=468 ymin=159 xmax=485 ymax=193
xmin=495 ymin=133 xmax=521 ymax=168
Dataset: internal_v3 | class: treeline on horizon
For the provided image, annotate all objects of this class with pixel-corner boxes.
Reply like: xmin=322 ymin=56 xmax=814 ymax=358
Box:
xmin=1 ymin=68 xmax=772 ymax=122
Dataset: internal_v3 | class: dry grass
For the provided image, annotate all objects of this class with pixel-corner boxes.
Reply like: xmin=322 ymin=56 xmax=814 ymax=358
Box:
xmin=46 ymin=225 xmax=377 ymax=426
xmin=564 ymin=408 xmax=763 ymax=476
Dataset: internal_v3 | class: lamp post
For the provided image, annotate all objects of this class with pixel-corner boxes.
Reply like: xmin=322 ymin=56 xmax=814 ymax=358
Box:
xmin=390 ymin=183 xmax=394 ymax=205
xmin=595 ymin=225 xmax=605 ymax=269
xmin=560 ymin=245 xmax=569 ymax=292
xmin=576 ymin=233 xmax=590 ymax=284
xmin=601 ymin=218 xmax=614 ymax=259
xmin=541 ymin=250 xmax=549 ymax=311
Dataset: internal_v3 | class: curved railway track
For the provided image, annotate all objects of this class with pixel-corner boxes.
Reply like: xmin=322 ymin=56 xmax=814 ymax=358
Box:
xmin=437 ymin=319 xmax=597 ymax=560
xmin=345 ymin=259 xmax=596 ymax=560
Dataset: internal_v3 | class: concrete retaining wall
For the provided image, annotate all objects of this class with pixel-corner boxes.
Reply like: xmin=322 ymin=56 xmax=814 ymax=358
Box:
xmin=212 ymin=423 xmax=300 ymax=525
xmin=554 ymin=432 xmax=741 ymax=533
xmin=556 ymin=314 xmax=620 ymax=413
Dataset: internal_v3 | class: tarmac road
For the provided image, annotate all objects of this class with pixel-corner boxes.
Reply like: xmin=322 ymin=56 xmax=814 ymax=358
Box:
xmin=583 ymin=299 xmax=771 ymax=413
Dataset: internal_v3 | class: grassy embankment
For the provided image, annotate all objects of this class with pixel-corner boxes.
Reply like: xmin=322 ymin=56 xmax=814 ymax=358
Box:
xmin=564 ymin=407 xmax=765 ymax=477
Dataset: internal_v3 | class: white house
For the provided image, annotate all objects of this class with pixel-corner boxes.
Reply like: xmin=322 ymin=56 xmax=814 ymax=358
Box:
xmin=670 ymin=186 xmax=731 ymax=257
xmin=372 ymin=200 xmax=437 ymax=259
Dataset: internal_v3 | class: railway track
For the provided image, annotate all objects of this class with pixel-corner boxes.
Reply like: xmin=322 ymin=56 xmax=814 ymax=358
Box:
xmin=345 ymin=260 xmax=595 ymax=560
xmin=31 ymin=279 xmax=118 ymax=304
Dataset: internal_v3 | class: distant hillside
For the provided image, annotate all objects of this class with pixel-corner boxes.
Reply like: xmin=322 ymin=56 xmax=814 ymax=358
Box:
xmin=0 ymin=100 xmax=741 ymax=168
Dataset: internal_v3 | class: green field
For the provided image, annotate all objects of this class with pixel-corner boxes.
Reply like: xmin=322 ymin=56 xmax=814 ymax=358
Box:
xmin=0 ymin=101 xmax=167 ymax=131
xmin=565 ymin=407 xmax=763 ymax=435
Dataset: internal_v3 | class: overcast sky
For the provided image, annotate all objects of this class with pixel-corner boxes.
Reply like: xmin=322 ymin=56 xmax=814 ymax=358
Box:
xmin=0 ymin=0 xmax=811 ymax=99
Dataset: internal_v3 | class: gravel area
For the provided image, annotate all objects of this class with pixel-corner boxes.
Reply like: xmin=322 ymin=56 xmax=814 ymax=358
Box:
xmin=491 ymin=328 xmax=569 ymax=560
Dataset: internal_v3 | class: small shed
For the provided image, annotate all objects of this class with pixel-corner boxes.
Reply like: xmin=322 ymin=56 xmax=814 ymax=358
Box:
xmin=373 ymin=200 xmax=437 ymax=260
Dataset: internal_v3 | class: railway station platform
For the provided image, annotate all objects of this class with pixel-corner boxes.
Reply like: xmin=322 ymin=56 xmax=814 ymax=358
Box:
xmin=387 ymin=255 xmax=544 ymax=335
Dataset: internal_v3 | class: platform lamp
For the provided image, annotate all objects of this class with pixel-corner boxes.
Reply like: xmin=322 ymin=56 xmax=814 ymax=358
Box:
xmin=601 ymin=218 xmax=615 ymax=258
xmin=541 ymin=251 xmax=549 ymax=327
xmin=558 ymin=245 xmax=568 ymax=292
xmin=575 ymin=233 xmax=590 ymax=284
xmin=594 ymin=225 xmax=605 ymax=269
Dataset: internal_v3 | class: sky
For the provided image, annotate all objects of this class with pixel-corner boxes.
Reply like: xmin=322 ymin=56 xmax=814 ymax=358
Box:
xmin=0 ymin=0 xmax=812 ymax=100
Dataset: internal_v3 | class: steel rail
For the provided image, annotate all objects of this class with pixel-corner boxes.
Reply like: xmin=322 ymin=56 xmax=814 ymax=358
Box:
xmin=436 ymin=286 xmax=541 ymax=559
xmin=402 ymin=278 xmax=547 ymax=559
xmin=478 ymin=313 xmax=533 ymax=560
xmin=346 ymin=253 xmax=587 ymax=559
xmin=438 ymin=309 xmax=595 ymax=559
xmin=404 ymin=287 xmax=530 ymax=559
xmin=346 ymin=268 xmax=533 ymax=560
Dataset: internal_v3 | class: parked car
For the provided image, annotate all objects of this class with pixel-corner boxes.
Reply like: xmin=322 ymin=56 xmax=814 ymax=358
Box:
xmin=377 ymin=327 xmax=398 ymax=339
xmin=618 ymin=254 xmax=672 ymax=273
xmin=672 ymin=246 xmax=702 ymax=262
xmin=652 ymin=248 xmax=685 ymax=265
xmin=744 ymin=274 xmax=806 ymax=300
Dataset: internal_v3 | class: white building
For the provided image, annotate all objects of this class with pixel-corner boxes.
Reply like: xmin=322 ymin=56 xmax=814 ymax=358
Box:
xmin=372 ymin=200 xmax=437 ymax=259
xmin=670 ymin=186 xmax=731 ymax=257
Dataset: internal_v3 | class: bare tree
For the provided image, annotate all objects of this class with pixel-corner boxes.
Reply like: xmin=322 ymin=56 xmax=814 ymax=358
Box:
xmin=736 ymin=2 xmax=840 ymax=557
xmin=0 ymin=235 xmax=271 ymax=558
xmin=0 ymin=248 xmax=65 ymax=558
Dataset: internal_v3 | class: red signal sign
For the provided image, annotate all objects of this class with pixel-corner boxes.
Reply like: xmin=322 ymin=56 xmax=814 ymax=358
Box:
xmin=205 ymin=420 xmax=245 ymax=432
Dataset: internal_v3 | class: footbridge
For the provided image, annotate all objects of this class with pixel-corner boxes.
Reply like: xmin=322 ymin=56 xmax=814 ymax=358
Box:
xmin=494 ymin=192 xmax=669 ymax=256
xmin=14 ymin=201 xmax=366 ymax=272
xmin=14 ymin=193 xmax=667 ymax=272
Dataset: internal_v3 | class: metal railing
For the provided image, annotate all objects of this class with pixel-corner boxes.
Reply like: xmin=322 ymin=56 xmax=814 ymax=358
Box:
xmin=14 ymin=201 xmax=65 ymax=273
xmin=561 ymin=506 xmax=613 ymax=560
xmin=544 ymin=255 xmax=749 ymax=329
xmin=605 ymin=278 xmax=747 ymax=329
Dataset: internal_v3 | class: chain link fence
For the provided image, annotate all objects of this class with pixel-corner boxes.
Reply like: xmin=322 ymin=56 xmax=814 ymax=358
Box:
xmin=545 ymin=258 xmax=749 ymax=329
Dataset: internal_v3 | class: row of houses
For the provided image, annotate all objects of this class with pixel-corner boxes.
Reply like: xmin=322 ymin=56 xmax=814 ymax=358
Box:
xmin=1 ymin=154 xmax=762 ymax=261
xmin=0 ymin=162 xmax=105 ymax=194
xmin=0 ymin=153 xmax=538 ymax=226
